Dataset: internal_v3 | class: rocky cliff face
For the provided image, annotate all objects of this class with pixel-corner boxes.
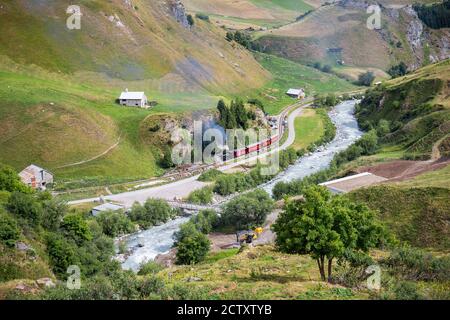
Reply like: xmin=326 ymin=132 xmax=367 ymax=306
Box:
xmin=339 ymin=1 xmax=450 ymax=71
xmin=169 ymin=0 xmax=190 ymax=29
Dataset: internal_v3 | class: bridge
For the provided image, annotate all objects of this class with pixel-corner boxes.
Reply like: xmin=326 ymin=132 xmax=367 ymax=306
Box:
xmin=166 ymin=200 xmax=221 ymax=213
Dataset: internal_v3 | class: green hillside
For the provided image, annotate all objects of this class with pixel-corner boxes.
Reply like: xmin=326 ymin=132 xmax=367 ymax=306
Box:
xmin=356 ymin=59 xmax=450 ymax=160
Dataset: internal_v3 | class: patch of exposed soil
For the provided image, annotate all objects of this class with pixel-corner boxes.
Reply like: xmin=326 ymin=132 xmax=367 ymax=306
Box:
xmin=355 ymin=158 xmax=450 ymax=182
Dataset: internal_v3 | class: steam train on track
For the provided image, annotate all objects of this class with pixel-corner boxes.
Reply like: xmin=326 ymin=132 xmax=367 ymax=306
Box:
xmin=222 ymin=133 xmax=280 ymax=161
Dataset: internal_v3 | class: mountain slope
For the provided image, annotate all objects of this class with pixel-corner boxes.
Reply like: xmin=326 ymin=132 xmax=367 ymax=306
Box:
xmin=253 ymin=1 xmax=450 ymax=78
xmin=0 ymin=0 xmax=269 ymax=92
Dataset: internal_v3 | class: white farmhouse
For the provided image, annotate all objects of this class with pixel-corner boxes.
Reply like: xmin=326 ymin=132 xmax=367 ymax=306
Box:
xmin=119 ymin=89 xmax=148 ymax=108
xmin=286 ymin=88 xmax=306 ymax=99
xmin=19 ymin=164 xmax=53 ymax=190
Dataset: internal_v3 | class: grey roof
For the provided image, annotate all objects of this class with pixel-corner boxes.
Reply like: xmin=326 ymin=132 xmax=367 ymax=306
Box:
xmin=119 ymin=91 xmax=146 ymax=100
xmin=287 ymin=88 xmax=304 ymax=95
xmin=92 ymin=203 xmax=124 ymax=212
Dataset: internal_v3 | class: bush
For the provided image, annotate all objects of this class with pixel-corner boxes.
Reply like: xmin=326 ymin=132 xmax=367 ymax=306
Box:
xmin=0 ymin=163 xmax=31 ymax=193
xmin=0 ymin=210 xmax=21 ymax=247
xmin=61 ymin=213 xmax=93 ymax=244
xmin=176 ymin=231 xmax=210 ymax=265
xmin=96 ymin=211 xmax=135 ymax=237
xmin=220 ymin=189 xmax=274 ymax=230
xmin=393 ymin=281 xmax=423 ymax=300
xmin=129 ymin=199 xmax=176 ymax=229
xmin=41 ymin=198 xmax=67 ymax=231
xmin=45 ymin=233 xmax=79 ymax=277
xmin=358 ymin=71 xmax=375 ymax=86
xmin=7 ymin=192 xmax=42 ymax=225
xmin=187 ymin=186 xmax=213 ymax=205
xmin=190 ymin=209 xmax=218 ymax=234
xmin=382 ymin=247 xmax=450 ymax=282
xmin=195 ymin=13 xmax=210 ymax=22
xmin=137 ymin=261 xmax=164 ymax=276
xmin=198 ymin=169 xmax=224 ymax=182
xmin=139 ymin=276 xmax=165 ymax=297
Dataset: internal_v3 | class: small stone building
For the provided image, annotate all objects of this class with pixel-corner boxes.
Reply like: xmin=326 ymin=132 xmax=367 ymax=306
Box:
xmin=286 ymin=88 xmax=306 ymax=99
xmin=19 ymin=164 xmax=53 ymax=190
xmin=119 ymin=90 xmax=148 ymax=108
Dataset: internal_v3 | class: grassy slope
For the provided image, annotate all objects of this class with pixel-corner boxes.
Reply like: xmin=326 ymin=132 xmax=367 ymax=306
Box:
xmin=356 ymin=59 xmax=450 ymax=160
xmin=0 ymin=0 xmax=272 ymax=187
xmin=342 ymin=61 xmax=450 ymax=252
xmin=292 ymin=109 xmax=324 ymax=150
xmin=253 ymin=1 xmax=449 ymax=77
xmin=249 ymin=53 xmax=357 ymax=114
xmin=159 ymin=246 xmax=367 ymax=300
xmin=349 ymin=186 xmax=450 ymax=251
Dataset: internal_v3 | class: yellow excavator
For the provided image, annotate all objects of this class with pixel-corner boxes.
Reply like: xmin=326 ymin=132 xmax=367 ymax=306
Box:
xmin=236 ymin=227 xmax=264 ymax=244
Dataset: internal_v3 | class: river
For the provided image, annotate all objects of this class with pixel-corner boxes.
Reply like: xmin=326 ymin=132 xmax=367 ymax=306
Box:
xmin=120 ymin=100 xmax=363 ymax=272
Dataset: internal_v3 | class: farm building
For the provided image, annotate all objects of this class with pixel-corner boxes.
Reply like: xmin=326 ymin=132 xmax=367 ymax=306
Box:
xmin=119 ymin=89 xmax=148 ymax=108
xmin=91 ymin=203 xmax=125 ymax=217
xmin=19 ymin=164 xmax=53 ymax=190
xmin=286 ymin=88 xmax=305 ymax=99
xmin=319 ymin=172 xmax=387 ymax=194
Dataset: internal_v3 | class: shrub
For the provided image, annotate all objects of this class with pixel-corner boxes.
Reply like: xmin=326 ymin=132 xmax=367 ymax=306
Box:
xmin=129 ymin=199 xmax=176 ymax=229
xmin=96 ymin=211 xmax=135 ymax=237
xmin=0 ymin=163 xmax=31 ymax=193
xmin=190 ymin=209 xmax=218 ymax=234
xmin=187 ymin=186 xmax=213 ymax=205
xmin=358 ymin=71 xmax=375 ymax=86
xmin=220 ymin=189 xmax=274 ymax=230
xmin=176 ymin=231 xmax=210 ymax=265
xmin=61 ymin=213 xmax=93 ymax=244
xmin=0 ymin=210 xmax=21 ymax=247
xmin=139 ymin=276 xmax=165 ymax=297
xmin=41 ymin=198 xmax=67 ymax=231
xmin=45 ymin=233 xmax=79 ymax=277
xmin=198 ymin=169 xmax=224 ymax=182
xmin=7 ymin=192 xmax=42 ymax=225
xmin=195 ymin=13 xmax=210 ymax=22
xmin=137 ymin=261 xmax=164 ymax=276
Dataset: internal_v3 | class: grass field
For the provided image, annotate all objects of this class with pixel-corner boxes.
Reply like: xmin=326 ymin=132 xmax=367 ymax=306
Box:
xmin=249 ymin=53 xmax=358 ymax=114
xmin=159 ymin=245 xmax=368 ymax=300
xmin=292 ymin=109 xmax=324 ymax=150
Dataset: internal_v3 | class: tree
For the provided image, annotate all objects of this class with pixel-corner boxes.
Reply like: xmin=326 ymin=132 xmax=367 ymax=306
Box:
xmin=41 ymin=198 xmax=67 ymax=231
xmin=129 ymin=199 xmax=175 ymax=229
xmin=160 ymin=147 xmax=175 ymax=169
xmin=176 ymin=230 xmax=210 ymax=265
xmin=221 ymin=189 xmax=274 ymax=230
xmin=187 ymin=14 xmax=194 ymax=27
xmin=96 ymin=211 xmax=135 ymax=237
xmin=272 ymin=186 xmax=384 ymax=282
xmin=358 ymin=71 xmax=375 ymax=86
xmin=7 ymin=192 xmax=42 ymax=225
xmin=61 ymin=213 xmax=93 ymax=244
xmin=46 ymin=233 xmax=79 ymax=276
xmin=0 ymin=163 xmax=30 ymax=193
xmin=0 ymin=209 xmax=21 ymax=247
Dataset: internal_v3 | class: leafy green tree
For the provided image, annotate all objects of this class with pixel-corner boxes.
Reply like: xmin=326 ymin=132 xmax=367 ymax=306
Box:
xmin=187 ymin=14 xmax=194 ymax=26
xmin=376 ymin=119 xmax=391 ymax=137
xmin=358 ymin=71 xmax=375 ymax=86
xmin=0 ymin=209 xmax=21 ymax=247
xmin=41 ymin=198 xmax=67 ymax=231
xmin=46 ymin=233 xmax=79 ymax=276
xmin=187 ymin=186 xmax=213 ymax=205
xmin=221 ymin=189 xmax=274 ymax=230
xmin=190 ymin=210 xmax=218 ymax=234
xmin=61 ymin=213 xmax=93 ymax=244
xmin=7 ymin=192 xmax=42 ymax=225
xmin=272 ymin=186 xmax=384 ymax=282
xmin=96 ymin=211 xmax=135 ymax=237
xmin=176 ymin=230 xmax=210 ymax=265
xmin=160 ymin=147 xmax=175 ymax=169
xmin=129 ymin=199 xmax=175 ymax=229
xmin=0 ymin=163 xmax=30 ymax=193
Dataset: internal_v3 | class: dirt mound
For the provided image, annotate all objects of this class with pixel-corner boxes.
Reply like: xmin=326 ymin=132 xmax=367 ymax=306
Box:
xmin=356 ymin=158 xmax=450 ymax=182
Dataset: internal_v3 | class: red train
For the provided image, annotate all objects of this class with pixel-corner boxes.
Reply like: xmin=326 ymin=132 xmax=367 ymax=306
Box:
xmin=225 ymin=134 xmax=280 ymax=160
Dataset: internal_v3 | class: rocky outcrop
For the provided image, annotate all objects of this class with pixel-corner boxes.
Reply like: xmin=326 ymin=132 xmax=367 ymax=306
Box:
xmin=169 ymin=0 xmax=190 ymax=29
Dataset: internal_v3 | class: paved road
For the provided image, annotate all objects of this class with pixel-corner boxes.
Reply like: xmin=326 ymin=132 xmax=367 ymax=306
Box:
xmin=69 ymin=102 xmax=310 ymax=207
